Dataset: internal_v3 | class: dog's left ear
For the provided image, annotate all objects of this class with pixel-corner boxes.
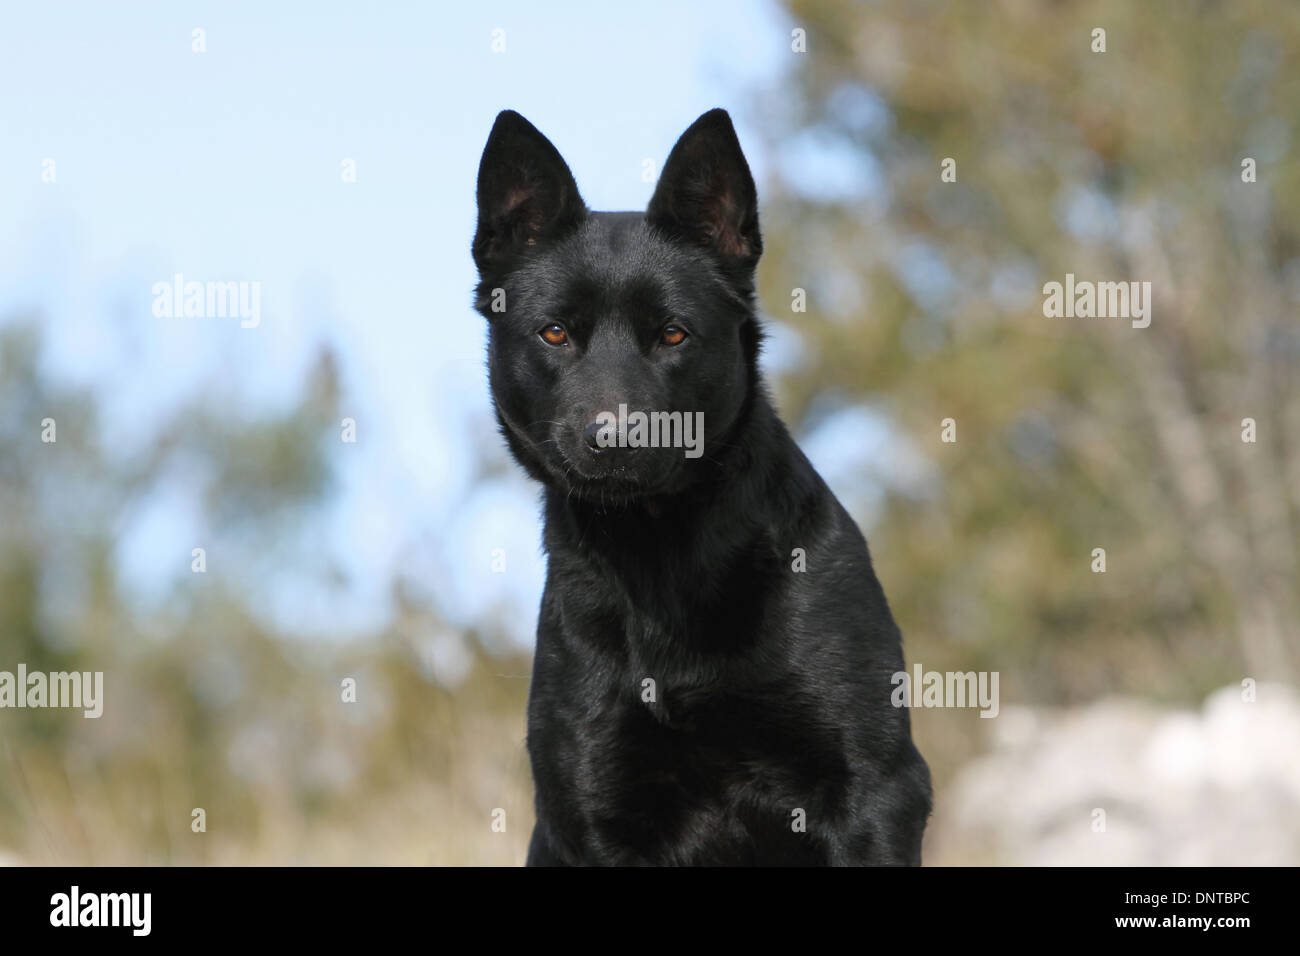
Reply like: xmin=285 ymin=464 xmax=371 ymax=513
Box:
xmin=647 ymin=109 xmax=762 ymax=280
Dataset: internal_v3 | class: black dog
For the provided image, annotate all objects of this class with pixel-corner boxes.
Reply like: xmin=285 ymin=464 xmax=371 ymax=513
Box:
xmin=472 ymin=108 xmax=931 ymax=865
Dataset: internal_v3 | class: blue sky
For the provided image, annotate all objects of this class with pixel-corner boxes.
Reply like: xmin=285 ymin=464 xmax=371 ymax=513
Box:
xmin=0 ymin=1 xmax=920 ymax=650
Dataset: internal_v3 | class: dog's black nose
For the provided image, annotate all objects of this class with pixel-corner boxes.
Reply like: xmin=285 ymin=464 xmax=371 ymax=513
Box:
xmin=583 ymin=420 xmax=607 ymax=453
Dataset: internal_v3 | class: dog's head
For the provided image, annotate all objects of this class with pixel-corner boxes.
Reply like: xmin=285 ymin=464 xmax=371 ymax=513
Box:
xmin=472 ymin=109 xmax=763 ymax=504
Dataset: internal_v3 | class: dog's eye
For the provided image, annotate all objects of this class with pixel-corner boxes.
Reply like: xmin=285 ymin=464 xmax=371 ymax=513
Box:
xmin=661 ymin=325 xmax=688 ymax=346
xmin=539 ymin=324 xmax=569 ymax=346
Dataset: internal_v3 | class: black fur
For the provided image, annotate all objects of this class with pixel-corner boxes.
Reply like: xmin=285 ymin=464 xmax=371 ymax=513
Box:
xmin=472 ymin=108 xmax=931 ymax=865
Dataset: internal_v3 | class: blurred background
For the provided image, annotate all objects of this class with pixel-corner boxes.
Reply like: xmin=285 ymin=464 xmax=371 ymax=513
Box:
xmin=1 ymin=0 xmax=1297 ymax=865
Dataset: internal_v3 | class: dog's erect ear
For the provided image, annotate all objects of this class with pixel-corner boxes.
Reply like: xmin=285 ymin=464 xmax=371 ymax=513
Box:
xmin=647 ymin=109 xmax=762 ymax=278
xmin=473 ymin=111 xmax=587 ymax=278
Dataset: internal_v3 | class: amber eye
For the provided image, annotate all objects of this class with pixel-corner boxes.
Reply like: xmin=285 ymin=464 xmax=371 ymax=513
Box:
xmin=539 ymin=324 xmax=569 ymax=346
xmin=661 ymin=325 xmax=688 ymax=346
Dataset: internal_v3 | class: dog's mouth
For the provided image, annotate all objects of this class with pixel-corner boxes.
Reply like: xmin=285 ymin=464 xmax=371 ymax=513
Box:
xmin=499 ymin=412 xmax=692 ymax=505
xmin=556 ymin=455 xmax=655 ymax=498
xmin=550 ymin=447 xmax=685 ymax=504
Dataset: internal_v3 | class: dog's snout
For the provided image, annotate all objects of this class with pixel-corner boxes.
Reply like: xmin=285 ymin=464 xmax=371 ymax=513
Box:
xmin=583 ymin=420 xmax=606 ymax=453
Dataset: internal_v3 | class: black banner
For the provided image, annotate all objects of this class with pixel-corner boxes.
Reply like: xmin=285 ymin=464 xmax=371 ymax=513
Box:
xmin=0 ymin=865 xmax=1274 ymax=943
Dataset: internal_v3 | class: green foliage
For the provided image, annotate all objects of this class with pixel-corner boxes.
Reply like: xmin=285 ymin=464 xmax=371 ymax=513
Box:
xmin=757 ymin=0 xmax=1300 ymax=787
xmin=0 ymin=319 xmax=531 ymax=863
xmin=764 ymin=0 xmax=1300 ymax=711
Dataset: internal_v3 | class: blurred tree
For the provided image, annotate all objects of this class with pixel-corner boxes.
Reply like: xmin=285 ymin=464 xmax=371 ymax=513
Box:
xmin=758 ymin=0 xmax=1300 ymax=731
xmin=0 ymin=318 xmax=531 ymax=864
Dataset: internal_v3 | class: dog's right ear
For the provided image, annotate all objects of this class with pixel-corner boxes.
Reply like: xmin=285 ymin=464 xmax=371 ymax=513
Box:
xmin=472 ymin=111 xmax=587 ymax=280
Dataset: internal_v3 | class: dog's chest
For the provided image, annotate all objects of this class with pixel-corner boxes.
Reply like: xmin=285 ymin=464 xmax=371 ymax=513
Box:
xmin=534 ymin=638 xmax=850 ymax=864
